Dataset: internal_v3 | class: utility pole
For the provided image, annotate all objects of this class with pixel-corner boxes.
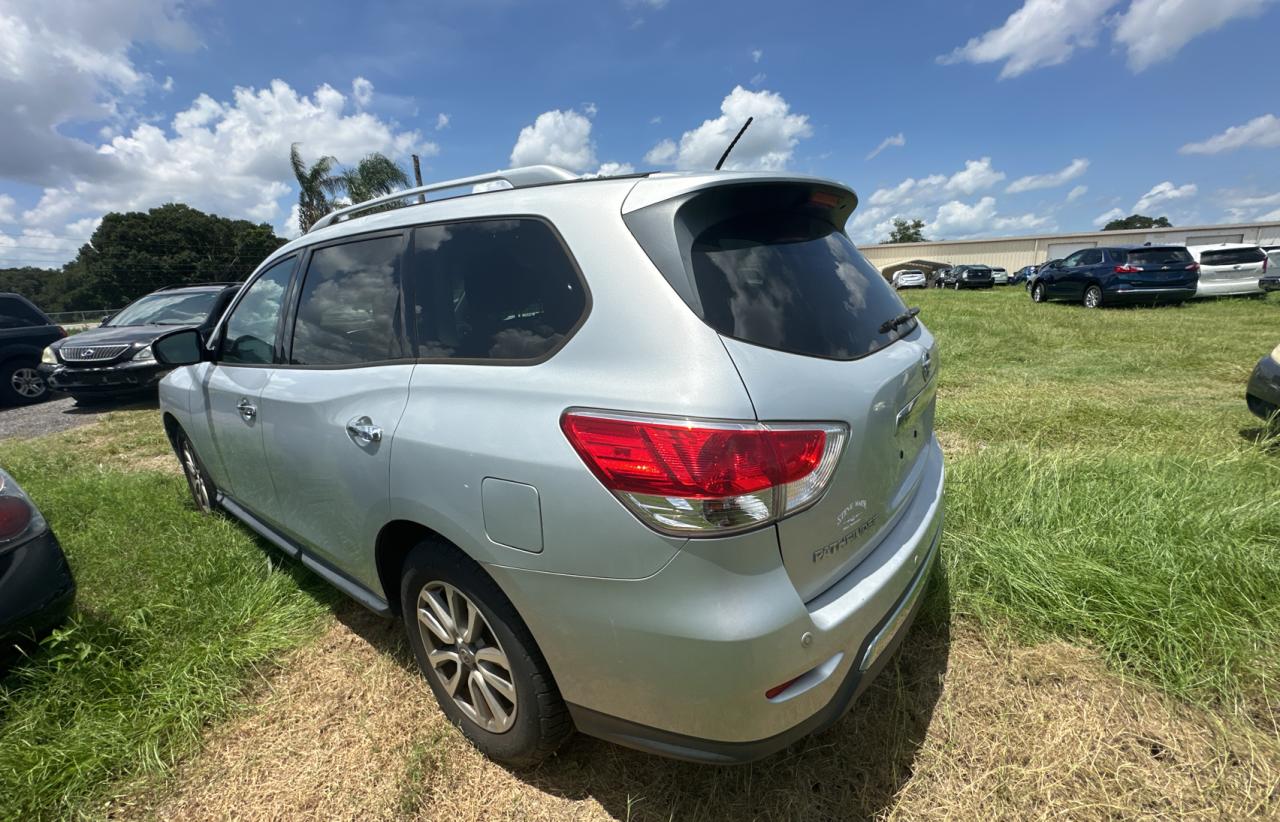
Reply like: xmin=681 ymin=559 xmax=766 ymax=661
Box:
xmin=412 ymin=154 xmax=425 ymax=203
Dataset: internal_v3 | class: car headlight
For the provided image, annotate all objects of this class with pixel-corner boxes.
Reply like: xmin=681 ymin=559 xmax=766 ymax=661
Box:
xmin=133 ymin=344 xmax=155 ymax=362
xmin=41 ymin=346 xmax=56 ymax=364
xmin=1271 ymin=342 xmax=1280 ymax=364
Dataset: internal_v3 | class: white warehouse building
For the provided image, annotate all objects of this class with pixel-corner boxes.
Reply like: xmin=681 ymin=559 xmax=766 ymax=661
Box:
xmin=859 ymin=220 xmax=1280 ymax=279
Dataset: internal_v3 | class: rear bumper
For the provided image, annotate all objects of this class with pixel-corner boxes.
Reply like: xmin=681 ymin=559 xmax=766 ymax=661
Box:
xmin=0 ymin=529 xmax=76 ymax=647
xmin=490 ymin=439 xmax=945 ymax=761
xmin=1247 ymin=355 xmax=1280 ymax=423
xmin=1105 ymin=285 xmax=1197 ymax=303
xmin=39 ymin=361 xmax=169 ymax=395
xmin=1196 ymin=278 xmax=1264 ymax=298
xmin=957 ymin=280 xmax=993 ymax=289
xmin=1260 ymin=276 xmax=1280 ymax=293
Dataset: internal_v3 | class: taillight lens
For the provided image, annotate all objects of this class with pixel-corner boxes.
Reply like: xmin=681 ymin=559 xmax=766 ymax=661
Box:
xmin=0 ymin=495 xmax=33 ymax=541
xmin=1114 ymin=264 xmax=1140 ymax=273
xmin=1187 ymin=263 xmax=1200 ymax=273
xmin=561 ymin=411 xmax=847 ymax=535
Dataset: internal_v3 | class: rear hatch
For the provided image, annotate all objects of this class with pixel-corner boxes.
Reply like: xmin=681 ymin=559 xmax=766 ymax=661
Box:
xmin=1117 ymin=246 xmax=1199 ymax=288
xmin=1198 ymin=246 xmax=1267 ymax=283
xmin=624 ymin=179 xmax=937 ymax=601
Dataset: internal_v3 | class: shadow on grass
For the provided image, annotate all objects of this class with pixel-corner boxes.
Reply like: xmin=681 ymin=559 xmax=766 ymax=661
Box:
xmin=1238 ymin=426 xmax=1280 ymax=452
xmin=59 ymin=393 xmax=159 ymax=415
xmin=332 ymin=557 xmax=952 ymax=822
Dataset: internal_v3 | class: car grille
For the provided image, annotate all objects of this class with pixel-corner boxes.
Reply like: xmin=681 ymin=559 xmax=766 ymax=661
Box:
xmin=59 ymin=344 xmax=131 ymax=363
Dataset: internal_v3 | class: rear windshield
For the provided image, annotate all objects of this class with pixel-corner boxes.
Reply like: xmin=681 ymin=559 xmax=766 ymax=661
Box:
xmin=1200 ymin=247 xmax=1266 ymax=266
xmin=1119 ymin=247 xmax=1194 ymax=266
xmin=689 ymin=212 xmax=909 ymax=360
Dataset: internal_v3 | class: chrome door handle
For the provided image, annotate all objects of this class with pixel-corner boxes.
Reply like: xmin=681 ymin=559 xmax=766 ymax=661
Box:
xmin=236 ymin=398 xmax=257 ymax=421
xmin=346 ymin=416 xmax=382 ymax=444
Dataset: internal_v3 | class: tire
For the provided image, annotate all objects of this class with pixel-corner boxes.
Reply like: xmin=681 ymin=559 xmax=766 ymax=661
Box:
xmin=1031 ymin=282 xmax=1047 ymax=303
xmin=174 ymin=428 xmax=217 ymax=512
xmin=0 ymin=360 xmax=47 ymax=405
xmin=401 ymin=541 xmax=571 ymax=768
xmin=1083 ymin=284 xmax=1103 ymax=308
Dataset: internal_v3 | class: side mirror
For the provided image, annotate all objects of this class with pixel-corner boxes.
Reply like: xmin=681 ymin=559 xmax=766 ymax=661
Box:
xmin=152 ymin=328 xmax=207 ymax=366
xmin=99 ymin=314 xmax=114 ymax=326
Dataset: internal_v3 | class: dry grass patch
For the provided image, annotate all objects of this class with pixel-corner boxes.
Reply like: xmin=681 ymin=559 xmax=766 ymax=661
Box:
xmin=113 ymin=608 xmax=1278 ymax=822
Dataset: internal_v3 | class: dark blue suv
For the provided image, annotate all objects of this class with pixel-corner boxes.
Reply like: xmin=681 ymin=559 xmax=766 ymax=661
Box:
xmin=1028 ymin=245 xmax=1199 ymax=308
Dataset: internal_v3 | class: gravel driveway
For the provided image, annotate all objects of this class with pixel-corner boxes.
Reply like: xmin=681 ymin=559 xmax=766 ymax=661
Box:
xmin=0 ymin=396 xmax=157 ymax=441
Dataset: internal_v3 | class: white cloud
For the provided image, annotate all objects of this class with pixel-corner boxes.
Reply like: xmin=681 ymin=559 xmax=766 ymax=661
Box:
xmin=435 ymin=112 xmax=450 ymax=131
xmin=162 ymin=75 xmax=174 ymax=92
xmin=649 ymin=115 xmax=662 ymax=125
xmin=0 ymin=0 xmax=201 ymax=185
xmin=927 ymin=197 xmax=1052 ymax=239
xmin=654 ymin=86 xmax=812 ymax=171
xmin=583 ymin=101 xmax=598 ymax=118
xmin=869 ymin=158 xmax=1006 ymax=208
xmin=624 ymin=0 xmax=669 ymax=7
xmin=749 ymin=72 xmax=766 ymax=86
xmin=644 ymin=138 xmax=678 ymax=165
xmin=1006 ymin=158 xmax=1090 ymax=193
xmin=866 ymin=133 xmax=905 ymax=160
xmin=938 ymin=0 xmax=1116 ymax=79
xmin=17 ymin=78 xmax=434 ymax=256
xmin=592 ymin=162 xmax=636 ymax=177
xmin=1180 ymin=114 xmax=1280 ymax=154
xmin=351 ymin=76 xmax=373 ymax=108
xmin=1115 ymin=0 xmax=1274 ymax=71
xmin=1067 ymin=184 xmax=1088 ymax=202
xmin=1093 ymin=207 xmax=1125 ymax=227
xmin=509 ymin=108 xmax=597 ymax=172
xmin=751 ymin=48 xmax=763 ymax=62
xmin=0 ymin=195 xmax=15 ymax=224
xmin=1133 ymin=180 xmax=1197 ymax=212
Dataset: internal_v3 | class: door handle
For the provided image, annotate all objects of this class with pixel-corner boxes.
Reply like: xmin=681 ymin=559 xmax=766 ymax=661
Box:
xmin=236 ymin=398 xmax=257 ymax=421
xmin=346 ymin=416 xmax=383 ymax=445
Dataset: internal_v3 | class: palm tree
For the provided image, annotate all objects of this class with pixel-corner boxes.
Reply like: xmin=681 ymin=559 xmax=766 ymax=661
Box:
xmin=335 ymin=153 xmax=411 ymax=204
xmin=290 ymin=143 xmax=340 ymax=233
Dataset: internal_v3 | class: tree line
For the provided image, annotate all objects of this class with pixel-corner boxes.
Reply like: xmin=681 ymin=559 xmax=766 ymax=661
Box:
xmin=0 ymin=145 xmax=412 ymax=313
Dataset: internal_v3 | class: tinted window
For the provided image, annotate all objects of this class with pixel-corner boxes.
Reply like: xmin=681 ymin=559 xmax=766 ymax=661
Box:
xmin=1201 ymin=247 xmax=1267 ymax=266
xmin=290 ymin=236 xmax=405 ymax=365
xmin=0 ymin=297 xmax=47 ymax=329
xmin=1120 ymin=247 xmax=1194 ymax=266
xmin=220 ymin=256 xmax=295 ymax=364
xmin=407 ymin=219 xmax=586 ymax=360
xmin=1079 ymin=249 xmax=1103 ymax=265
xmin=690 ymin=212 xmax=908 ymax=360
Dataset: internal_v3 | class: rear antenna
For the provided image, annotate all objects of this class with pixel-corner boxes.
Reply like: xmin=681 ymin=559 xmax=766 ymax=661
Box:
xmin=715 ymin=117 xmax=753 ymax=171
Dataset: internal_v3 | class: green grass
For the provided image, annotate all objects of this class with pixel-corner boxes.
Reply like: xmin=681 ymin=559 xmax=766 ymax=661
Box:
xmin=920 ymin=288 xmax=1280 ymax=716
xmin=0 ymin=417 xmax=335 ymax=820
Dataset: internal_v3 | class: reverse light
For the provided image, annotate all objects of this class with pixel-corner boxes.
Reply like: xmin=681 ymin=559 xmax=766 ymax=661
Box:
xmin=561 ymin=410 xmax=847 ymax=536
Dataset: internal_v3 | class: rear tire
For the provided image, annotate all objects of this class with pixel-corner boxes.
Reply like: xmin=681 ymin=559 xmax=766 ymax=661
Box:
xmin=1031 ymin=282 xmax=1047 ymax=303
xmin=400 ymin=542 xmax=571 ymax=768
xmin=0 ymin=360 xmax=47 ymax=405
xmin=1083 ymin=284 xmax=1103 ymax=308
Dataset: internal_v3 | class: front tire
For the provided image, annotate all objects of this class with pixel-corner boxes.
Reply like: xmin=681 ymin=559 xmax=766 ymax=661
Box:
xmin=1083 ymin=284 xmax=1103 ymax=308
xmin=1031 ymin=282 xmax=1047 ymax=303
xmin=401 ymin=542 xmax=571 ymax=768
xmin=1 ymin=360 xmax=47 ymax=405
xmin=175 ymin=429 xmax=216 ymax=512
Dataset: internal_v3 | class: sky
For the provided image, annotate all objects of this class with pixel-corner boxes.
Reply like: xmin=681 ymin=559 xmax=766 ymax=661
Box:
xmin=2 ymin=0 xmax=1279 ymax=269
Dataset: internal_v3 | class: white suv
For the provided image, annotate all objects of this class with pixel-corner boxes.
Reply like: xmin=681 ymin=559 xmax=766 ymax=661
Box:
xmin=1188 ymin=243 xmax=1269 ymax=298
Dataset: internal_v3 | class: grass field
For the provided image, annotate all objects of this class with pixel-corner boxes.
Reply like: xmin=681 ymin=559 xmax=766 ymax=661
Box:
xmin=0 ymin=287 xmax=1277 ymax=819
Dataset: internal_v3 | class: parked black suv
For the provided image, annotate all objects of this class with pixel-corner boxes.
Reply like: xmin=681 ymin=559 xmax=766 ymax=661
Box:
xmin=0 ymin=293 xmax=65 ymax=405
xmin=939 ymin=265 xmax=995 ymax=289
xmin=40 ymin=283 xmax=238 ymax=402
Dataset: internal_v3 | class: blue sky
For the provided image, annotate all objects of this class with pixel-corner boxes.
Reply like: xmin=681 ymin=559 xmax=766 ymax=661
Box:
xmin=2 ymin=0 xmax=1279 ymax=268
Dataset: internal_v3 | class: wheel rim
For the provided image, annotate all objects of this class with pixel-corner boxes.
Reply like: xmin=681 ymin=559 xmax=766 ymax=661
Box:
xmin=1085 ymin=287 xmax=1101 ymax=307
xmin=1033 ymin=284 xmax=1044 ymax=302
xmin=417 ymin=581 xmax=518 ymax=733
xmin=11 ymin=367 xmax=45 ymax=398
xmin=181 ymin=439 xmax=210 ymax=510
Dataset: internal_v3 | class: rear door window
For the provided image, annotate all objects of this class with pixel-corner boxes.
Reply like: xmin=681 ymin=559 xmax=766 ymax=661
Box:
xmin=290 ymin=235 xmax=407 ymax=365
xmin=1200 ymin=247 xmax=1266 ymax=266
xmin=689 ymin=212 xmax=907 ymax=360
xmin=405 ymin=219 xmax=587 ymax=361
xmin=0 ymin=297 xmax=47 ymax=329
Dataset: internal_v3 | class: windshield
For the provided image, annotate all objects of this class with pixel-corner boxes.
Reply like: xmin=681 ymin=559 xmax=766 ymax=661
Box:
xmin=690 ymin=212 xmax=909 ymax=360
xmin=1119 ymin=247 xmax=1194 ymax=266
xmin=107 ymin=291 xmax=220 ymax=327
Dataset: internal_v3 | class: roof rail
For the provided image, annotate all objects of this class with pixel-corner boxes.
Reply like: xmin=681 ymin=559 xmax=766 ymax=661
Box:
xmin=307 ymin=164 xmax=580 ymax=233
xmin=157 ymin=281 xmax=244 ymax=291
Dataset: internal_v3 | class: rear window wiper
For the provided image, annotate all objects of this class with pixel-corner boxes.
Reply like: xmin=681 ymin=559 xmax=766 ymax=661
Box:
xmin=879 ymin=307 xmax=920 ymax=335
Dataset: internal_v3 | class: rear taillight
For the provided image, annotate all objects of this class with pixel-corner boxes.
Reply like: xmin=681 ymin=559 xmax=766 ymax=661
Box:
xmin=1114 ymin=264 xmax=1140 ymax=273
xmin=1187 ymin=263 xmax=1200 ymax=273
xmin=0 ymin=495 xmax=33 ymax=541
xmin=560 ymin=410 xmax=847 ymax=536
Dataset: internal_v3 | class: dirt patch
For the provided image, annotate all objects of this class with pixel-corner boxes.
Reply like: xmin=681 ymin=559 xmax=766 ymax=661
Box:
xmin=117 ymin=612 xmax=1278 ymax=821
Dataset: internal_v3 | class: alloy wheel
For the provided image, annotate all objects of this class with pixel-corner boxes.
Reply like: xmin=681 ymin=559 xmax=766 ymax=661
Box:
xmin=1032 ymin=283 xmax=1045 ymax=302
xmin=181 ymin=439 xmax=211 ymax=510
xmin=1084 ymin=286 xmax=1102 ymax=308
xmin=11 ymin=367 xmax=45 ymax=399
xmin=417 ymin=581 xmax=518 ymax=733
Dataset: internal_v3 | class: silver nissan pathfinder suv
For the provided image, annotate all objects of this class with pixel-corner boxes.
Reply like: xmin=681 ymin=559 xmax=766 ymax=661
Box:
xmin=153 ymin=165 xmax=944 ymax=766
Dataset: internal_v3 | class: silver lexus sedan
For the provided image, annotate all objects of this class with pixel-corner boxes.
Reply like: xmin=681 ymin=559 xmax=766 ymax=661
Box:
xmin=152 ymin=165 xmax=944 ymax=766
